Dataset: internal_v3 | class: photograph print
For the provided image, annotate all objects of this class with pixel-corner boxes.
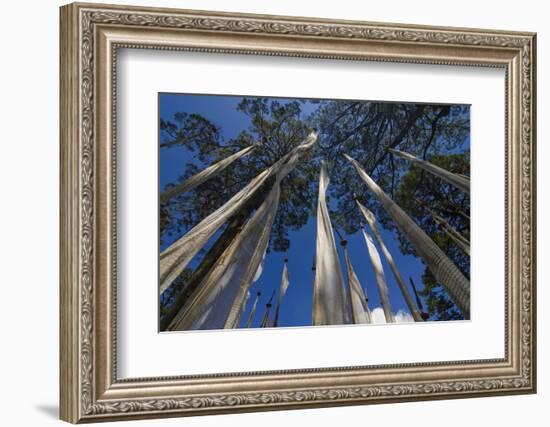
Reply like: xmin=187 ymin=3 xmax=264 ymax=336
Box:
xmin=158 ymin=93 xmax=470 ymax=332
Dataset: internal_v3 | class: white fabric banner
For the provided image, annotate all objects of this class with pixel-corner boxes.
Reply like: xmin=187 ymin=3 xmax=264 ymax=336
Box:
xmin=389 ymin=148 xmax=470 ymax=194
xmin=225 ymin=290 xmax=251 ymax=329
xmin=362 ymin=229 xmax=394 ymax=323
xmin=159 ymin=132 xmax=317 ymax=295
xmin=159 ymin=144 xmax=257 ymax=204
xmin=273 ymin=262 xmax=290 ymax=327
xmin=345 ymin=153 xmax=470 ymax=318
xmin=224 ymin=132 xmax=318 ymax=328
xmin=343 ymin=246 xmax=371 ymax=324
xmin=426 ymin=205 xmax=470 ymax=256
xmin=169 ymin=183 xmax=281 ymax=330
xmin=167 ymin=133 xmax=318 ymax=330
xmin=357 ymin=200 xmax=423 ymax=321
xmin=312 ymin=162 xmax=349 ymax=326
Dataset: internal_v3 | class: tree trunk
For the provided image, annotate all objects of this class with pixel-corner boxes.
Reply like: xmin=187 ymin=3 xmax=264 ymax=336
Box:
xmin=368 ymin=105 xmax=426 ymax=173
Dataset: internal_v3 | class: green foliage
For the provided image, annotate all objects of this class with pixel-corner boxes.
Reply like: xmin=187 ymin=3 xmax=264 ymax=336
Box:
xmin=160 ymin=98 xmax=314 ymax=252
xmin=159 ymin=268 xmax=193 ymax=315
xmin=315 ymin=103 xmax=469 ymax=236
xmin=159 ymin=97 xmax=470 ymax=319
xmin=392 ymin=153 xmax=470 ymax=320
xmin=160 ymin=112 xmax=222 ymax=157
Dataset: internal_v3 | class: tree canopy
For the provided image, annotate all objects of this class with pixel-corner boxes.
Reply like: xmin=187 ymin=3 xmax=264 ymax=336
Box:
xmin=392 ymin=153 xmax=470 ymax=320
xmin=159 ymin=96 xmax=470 ymax=323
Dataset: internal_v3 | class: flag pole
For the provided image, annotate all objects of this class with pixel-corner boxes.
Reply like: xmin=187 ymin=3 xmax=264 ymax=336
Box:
xmin=273 ymin=257 xmax=290 ymax=327
xmin=245 ymin=291 xmax=262 ymax=328
xmin=260 ymin=290 xmax=276 ymax=328
xmin=409 ymin=277 xmax=430 ymax=321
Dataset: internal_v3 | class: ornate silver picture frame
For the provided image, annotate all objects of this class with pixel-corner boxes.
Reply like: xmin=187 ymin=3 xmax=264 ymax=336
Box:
xmin=60 ymin=2 xmax=536 ymax=423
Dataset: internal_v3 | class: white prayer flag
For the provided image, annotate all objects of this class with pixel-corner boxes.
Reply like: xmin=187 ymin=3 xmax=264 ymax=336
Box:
xmin=425 ymin=205 xmax=470 ymax=256
xmin=362 ymin=229 xmax=394 ymax=323
xmin=160 ymin=132 xmax=317 ymax=295
xmin=160 ymin=144 xmax=257 ymax=204
xmin=273 ymin=262 xmax=290 ymax=327
xmin=168 ymin=183 xmax=281 ymax=330
xmin=345 ymin=153 xmax=470 ymax=318
xmin=389 ymin=148 xmax=470 ymax=194
xmin=312 ymin=162 xmax=349 ymax=326
xmin=357 ymin=200 xmax=423 ymax=321
xmin=343 ymin=246 xmax=371 ymax=324
xmin=167 ymin=132 xmax=318 ymax=330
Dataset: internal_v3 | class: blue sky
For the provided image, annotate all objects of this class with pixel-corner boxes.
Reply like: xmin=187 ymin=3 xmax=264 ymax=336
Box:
xmin=159 ymin=93 xmax=444 ymax=329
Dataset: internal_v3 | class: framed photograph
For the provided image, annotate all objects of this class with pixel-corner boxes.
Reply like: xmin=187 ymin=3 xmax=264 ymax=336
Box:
xmin=60 ymin=2 xmax=536 ymax=423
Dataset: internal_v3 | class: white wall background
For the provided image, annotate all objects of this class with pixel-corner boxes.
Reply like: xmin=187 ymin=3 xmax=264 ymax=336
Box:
xmin=0 ymin=0 xmax=545 ymax=425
